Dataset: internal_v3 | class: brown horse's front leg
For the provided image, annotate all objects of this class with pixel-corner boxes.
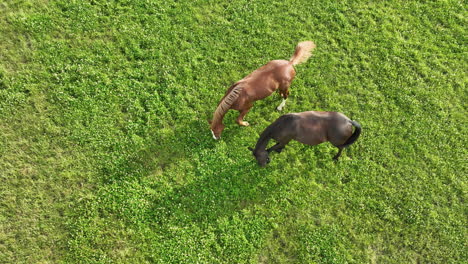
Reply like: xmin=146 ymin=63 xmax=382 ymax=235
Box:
xmin=236 ymin=107 xmax=251 ymax=126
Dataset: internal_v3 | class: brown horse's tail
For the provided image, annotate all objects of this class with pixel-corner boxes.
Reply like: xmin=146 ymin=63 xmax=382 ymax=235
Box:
xmin=339 ymin=120 xmax=361 ymax=148
xmin=290 ymin=41 xmax=316 ymax=66
xmin=211 ymin=83 xmax=243 ymax=127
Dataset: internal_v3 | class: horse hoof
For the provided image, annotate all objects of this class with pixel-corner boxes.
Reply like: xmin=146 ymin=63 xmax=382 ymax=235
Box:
xmin=277 ymin=106 xmax=283 ymax=111
xmin=239 ymin=121 xmax=250 ymax=126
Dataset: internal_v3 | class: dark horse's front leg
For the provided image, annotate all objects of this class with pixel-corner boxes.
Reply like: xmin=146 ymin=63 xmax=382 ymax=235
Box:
xmin=267 ymin=142 xmax=286 ymax=153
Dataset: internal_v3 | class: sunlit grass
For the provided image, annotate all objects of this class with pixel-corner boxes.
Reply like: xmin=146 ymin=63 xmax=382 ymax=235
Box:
xmin=0 ymin=1 xmax=466 ymax=263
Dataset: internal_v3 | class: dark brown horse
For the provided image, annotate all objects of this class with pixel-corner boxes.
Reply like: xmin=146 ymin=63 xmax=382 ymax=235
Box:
xmin=210 ymin=41 xmax=316 ymax=139
xmin=249 ymin=111 xmax=361 ymax=167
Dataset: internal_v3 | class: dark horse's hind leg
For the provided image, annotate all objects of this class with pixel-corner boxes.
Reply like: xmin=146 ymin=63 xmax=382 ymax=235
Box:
xmin=333 ymin=147 xmax=344 ymax=160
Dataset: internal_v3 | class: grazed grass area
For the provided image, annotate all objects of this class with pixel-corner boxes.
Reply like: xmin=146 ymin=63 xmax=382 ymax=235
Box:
xmin=1 ymin=0 xmax=466 ymax=263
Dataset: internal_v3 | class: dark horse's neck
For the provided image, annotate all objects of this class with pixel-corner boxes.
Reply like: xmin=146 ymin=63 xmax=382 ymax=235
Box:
xmin=254 ymin=132 xmax=272 ymax=153
xmin=254 ymin=117 xmax=285 ymax=152
xmin=253 ymin=114 xmax=295 ymax=153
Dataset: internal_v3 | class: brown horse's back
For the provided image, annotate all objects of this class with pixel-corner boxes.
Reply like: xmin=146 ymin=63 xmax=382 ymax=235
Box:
xmin=240 ymin=60 xmax=295 ymax=101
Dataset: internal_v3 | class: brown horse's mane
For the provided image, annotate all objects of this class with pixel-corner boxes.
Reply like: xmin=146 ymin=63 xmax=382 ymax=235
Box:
xmin=212 ymin=83 xmax=244 ymax=126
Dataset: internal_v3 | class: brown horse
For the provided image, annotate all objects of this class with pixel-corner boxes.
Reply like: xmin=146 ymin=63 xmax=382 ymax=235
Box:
xmin=249 ymin=111 xmax=361 ymax=167
xmin=209 ymin=41 xmax=316 ymax=139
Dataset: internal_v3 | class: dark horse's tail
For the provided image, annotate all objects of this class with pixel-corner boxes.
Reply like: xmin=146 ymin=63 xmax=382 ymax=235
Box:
xmin=339 ymin=120 xmax=361 ymax=148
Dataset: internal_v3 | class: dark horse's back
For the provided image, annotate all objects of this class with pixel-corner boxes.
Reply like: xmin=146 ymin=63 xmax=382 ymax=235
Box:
xmin=281 ymin=111 xmax=358 ymax=147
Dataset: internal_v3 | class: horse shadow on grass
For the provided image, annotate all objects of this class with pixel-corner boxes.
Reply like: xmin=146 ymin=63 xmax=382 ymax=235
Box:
xmin=121 ymin=115 xmax=354 ymax=242
xmin=144 ymin=118 xmax=287 ymax=228
xmin=142 ymin=92 xmax=362 ymax=228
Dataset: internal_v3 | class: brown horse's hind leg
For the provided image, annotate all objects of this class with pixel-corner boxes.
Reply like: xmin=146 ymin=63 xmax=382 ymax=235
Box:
xmin=333 ymin=147 xmax=344 ymax=160
xmin=277 ymin=89 xmax=290 ymax=111
xmin=236 ymin=107 xmax=251 ymax=126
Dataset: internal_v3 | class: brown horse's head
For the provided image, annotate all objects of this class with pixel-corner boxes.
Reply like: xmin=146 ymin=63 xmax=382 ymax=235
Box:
xmin=209 ymin=120 xmax=225 ymax=140
xmin=249 ymin=147 xmax=270 ymax=167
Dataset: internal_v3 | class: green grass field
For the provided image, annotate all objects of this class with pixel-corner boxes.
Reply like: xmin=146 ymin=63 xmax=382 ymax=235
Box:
xmin=1 ymin=0 xmax=466 ymax=263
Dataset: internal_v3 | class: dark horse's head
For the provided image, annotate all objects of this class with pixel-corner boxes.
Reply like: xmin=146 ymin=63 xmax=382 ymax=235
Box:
xmin=248 ymin=147 xmax=270 ymax=167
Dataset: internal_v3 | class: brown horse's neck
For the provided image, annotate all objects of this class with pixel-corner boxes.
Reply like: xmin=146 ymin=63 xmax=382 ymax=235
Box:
xmin=211 ymin=84 xmax=243 ymax=126
xmin=211 ymin=108 xmax=226 ymax=129
xmin=210 ymin=114 xmax=225 ymax=130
